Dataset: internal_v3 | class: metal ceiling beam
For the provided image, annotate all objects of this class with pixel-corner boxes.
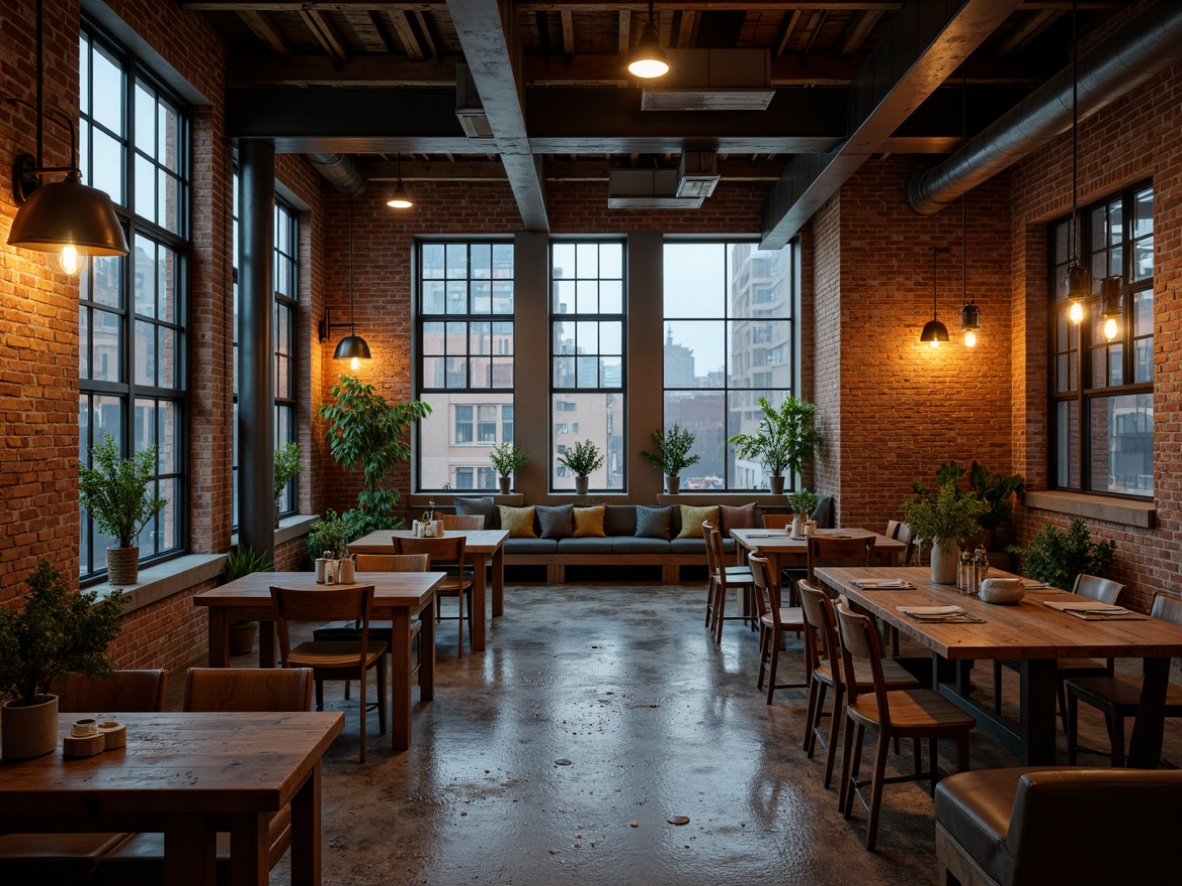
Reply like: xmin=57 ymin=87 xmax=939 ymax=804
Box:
xmin=366 ymin=157 xmax=790 ymax=181
xmin=448 ymin=0 xmax=549 ymax=231
xmin=759 ymin=0 xmax=1023 ymax=249
xmin=180 ymin=2 xmax=1121 ymax=11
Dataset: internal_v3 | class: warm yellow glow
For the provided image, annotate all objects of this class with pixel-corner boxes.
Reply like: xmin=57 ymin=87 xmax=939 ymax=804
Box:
xmin=628 ymin=57 xmax=670 ymax=78
xmin=350 ymin=356 xmax=361 ymax=371
xmin=1104 ymin=317 xmax=1118 ymax=340
xmin=964 ymin=330 xmax=977 ymax=348
xmin=1068 ymin=298 xmax=1085 ymax=324
xmin=387 ymin=194 xmax=412 ymax=209
xmin=59 ymin=244 xmax=86 ymax=276
xmin=929 ymin=339 xmax=940 ymax=349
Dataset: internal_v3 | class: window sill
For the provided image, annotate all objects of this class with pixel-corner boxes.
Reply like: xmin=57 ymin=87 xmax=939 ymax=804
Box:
xmin=97 ymin=554 xmax=226 ymax=615
xmin=1024 ymin=490 xmax=1155 ymax=529
xmin=410 ymin=494 xmax=524 ymax=508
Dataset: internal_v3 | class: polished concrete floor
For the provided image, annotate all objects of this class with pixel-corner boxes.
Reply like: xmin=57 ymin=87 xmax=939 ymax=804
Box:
xmin=206 ymin=583 xmax=1179 ymax=886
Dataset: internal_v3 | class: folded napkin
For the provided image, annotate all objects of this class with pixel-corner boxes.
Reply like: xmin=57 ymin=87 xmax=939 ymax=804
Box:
xmin=897 ymin=604 xmax=963 ymax=617
xmin=1042 ymin=600 xmax=1145 ymax=620
xmin=1020 ymin=579 xmax=1055 ymax=590
xmin=850 ymin=578 xmax=914 ymax=590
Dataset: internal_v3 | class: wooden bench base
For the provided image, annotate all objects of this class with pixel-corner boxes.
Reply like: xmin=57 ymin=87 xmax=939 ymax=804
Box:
xmin=504 ymin=552 xmax=708 ymax=584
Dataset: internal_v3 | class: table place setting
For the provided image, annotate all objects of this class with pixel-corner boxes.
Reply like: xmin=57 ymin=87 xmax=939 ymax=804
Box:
xmin=849 ymin=577 xmax=915 ymax=590
xmin=895 ymin=604 xmax=986 ymax=624
xmin=1019 ymin=578 xmax=1057 ymax=591
xmin=1042 ymin=600 xmax=1147 ymax=620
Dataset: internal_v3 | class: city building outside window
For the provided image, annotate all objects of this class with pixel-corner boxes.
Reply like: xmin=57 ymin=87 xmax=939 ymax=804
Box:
xmin=78 ymin=23 xmax=189 ymax=580
xmin=1049 ymin=182 xmax=1154 ymax=497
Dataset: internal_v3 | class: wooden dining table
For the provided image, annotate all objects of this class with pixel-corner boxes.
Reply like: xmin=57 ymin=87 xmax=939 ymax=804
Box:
xmin=194 ymin=571 xmax=441 ymax=752
xmin=730 ymin=527 xmax=906 ymax=571
xmin=347 ymin=528 xmax=510 ymax=652
xmin=0 ymin=711 xmax=343 ymax=886
xmin=815 ymin=565 xmax=1182 ymax=767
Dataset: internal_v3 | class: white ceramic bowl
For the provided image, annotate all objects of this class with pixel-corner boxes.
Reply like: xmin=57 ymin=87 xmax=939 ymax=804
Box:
xmin=978 ymin=577 xmax=1026 ymax=605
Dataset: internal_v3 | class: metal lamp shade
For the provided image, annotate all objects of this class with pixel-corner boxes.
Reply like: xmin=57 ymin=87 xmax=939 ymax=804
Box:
xmin=628 ymin=22 xmax=669 ymax=78
xmin=960 ymin=302 xmax=980 ymax=330
xmin=387 ymin=180 xmax=413 ymax=209
xmin=7 ymin=175 xmax=128 ymax=256
xmin=1063 ymin=262 xmax=1092 ymax=300
xmin=333 ymin=334 xmax=372 ymax=361
xmin=920 ymin=319 xmax=949 ymax=344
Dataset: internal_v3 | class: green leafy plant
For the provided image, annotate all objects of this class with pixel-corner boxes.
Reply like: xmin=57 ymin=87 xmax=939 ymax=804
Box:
xmin=786 ymin=488 xmax=821 ymax=517
xmin=223 ymin=544 xmax=272 ymax=583
xmin=1008 ymin=518 xmax=1117 ymax=590
xmin=318 ymin=375 xmax=432 ymax=516
xmin=489 ymin=441 xmax=528 ymax=478
xmin=557 ymin=439 xmax=604 ymax=479
xmin=641 ymin=424 xmax=700 ymax=477
xmin=0 ymin=560 xmax=125 ymax=706
xmin=900 ymin=481 xmax=987 ymax=553
xmin=727 ymin=396 xmax=822 ymax=478
xmin=308 ymin=509 xmax=352 ymax=559
xmin=913 ymin=460 xmax=1025 ymax=534
xmin=78 ymin=433 xmax=168 ymax=548
xmin=273 ymin=442 xmax=302 ymax=504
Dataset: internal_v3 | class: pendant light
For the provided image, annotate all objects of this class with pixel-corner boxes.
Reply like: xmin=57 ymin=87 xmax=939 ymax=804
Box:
xmin=333 ymin=198 xmax=372 ymax=371
xmin=7 ymin=0 xmax=128 ymax=275
xmin=920 ymin=247 xmax=949 ymax=348
xmin=959 ymin=67 xmax=980 ymax=347
xmin=628 ymin=0 xmax=669 ymax=79
xmin=1063 ymin=0 xmax=1090 ymax=323
xmin=386 ymin=153 xmax=413 ymax=209
xmin=1100 ymin=275 xmax=1122 ymax=341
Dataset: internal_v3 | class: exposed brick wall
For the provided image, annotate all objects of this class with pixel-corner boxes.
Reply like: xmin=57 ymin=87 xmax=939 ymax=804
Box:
xmin=811 ymin=197 xmax=842 ymax=511
xmin=108 ymin=579 xmax=216 ymax=671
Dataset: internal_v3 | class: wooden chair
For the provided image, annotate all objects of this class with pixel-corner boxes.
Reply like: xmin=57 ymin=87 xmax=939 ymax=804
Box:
xmin=1066 ymin=592 xmax=1182 ymax=767
xmin=0 ymin=670 xmax=169 ymax=881
xmin=441 ymin=513 xmax=485 ymax=530
xmin=761 ymin=514 xmax=793 ymax=531
xmin=748 ymin=553 xmax=807 ymax=703
xmin=271 ymin=584 xmax=387 ymax=763
xmin=835 ymin=602 xmax=975 ymax=851
xmin=806 ymin=535 xmax=872 ymax=584
xmin=94 ymin=669 xmax=315 ymax=885
xmin=894 ymin=522 xmax=915 ymax=566
xmin=396 ymin=534 xmax=474 ymax=655
xmin=354 ymin=553 xmax=430 ymax=573
xmin=994 ymin=573 xmax=1125 ymax=731
xmin=797 ymin=581 xmax=920 ymax=798
xmin=703 ymin=521 xmax=754 ymax=642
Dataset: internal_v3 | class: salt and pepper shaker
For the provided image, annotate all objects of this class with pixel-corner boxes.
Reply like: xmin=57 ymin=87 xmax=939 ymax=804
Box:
xmin=958 ymin=550 xmax=972 ymax=593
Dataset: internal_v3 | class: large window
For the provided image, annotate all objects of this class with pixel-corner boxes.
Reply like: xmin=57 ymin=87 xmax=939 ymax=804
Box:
xmin=78 ymin=24 xmax=189 ymax=580
xmin=662 ymin=241 xmax=797 ymax=491
xmin=551 ymin=242 xmax=625 ymax=491
xmin=416 ymin=242 xmax=515 ymax=491
xmin=1050 ymin=183 xmax=1154 ymax=497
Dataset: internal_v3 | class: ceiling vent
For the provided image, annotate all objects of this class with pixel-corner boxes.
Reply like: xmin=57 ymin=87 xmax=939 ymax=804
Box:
xmin=607 ymin=170 xmax=704 ymax=209
xmin=641 ymin=49 xmax=773 ymax=112
xmin=676 ymin=151 xmax=720 ymax=199
xmin=456 ymin=62 xmax=494 ymax=139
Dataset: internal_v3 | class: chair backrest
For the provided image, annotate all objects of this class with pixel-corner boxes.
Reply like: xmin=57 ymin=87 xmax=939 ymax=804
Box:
xmin=835 ymin=602 xmax=889 ymax=716
xmin=1073 ymin=574 xmax=1124 ymax=605
xmin=807 ymin=535 xmax=872 ymax=581
xmin=797 ymin=579 xmax=838 ymax=680
xmin=183 ymin=667 xmax=313 ymax=712
xmin=761 ymin=514 xmax=793 ymax=531
xmin=54 ymin=669 xmax=168 ymax=713
xmin=885 ymin=520 xmax=902 ymax=539
xmin=894 ymin=522 xmax=915 ymax=564
xmin=701 ymin=521 xmax=720 ymax=575
xmin=1150 ymin=592 xmax=1182 ymax=627
xmin=748 ymin=553 xmax=780 ymax=624
xmin=355 ymin=553 xmax=429 ymax=572
xmin=441 ymin=513 xmax=485 ymax=530
xmin=270 ymin=584 xmax=376 ymax=667
xmin=395 ymin=534 xmax=467 ymax=572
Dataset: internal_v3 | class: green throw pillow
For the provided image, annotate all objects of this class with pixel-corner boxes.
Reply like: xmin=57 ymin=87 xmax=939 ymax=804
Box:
xmin=677 ymin=505 xmax=719 ymax=539
xmin=498 ymin=505 xmax=536 ymax=538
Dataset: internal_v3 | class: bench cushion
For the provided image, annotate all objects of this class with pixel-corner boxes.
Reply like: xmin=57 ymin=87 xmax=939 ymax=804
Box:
xmin=670 ymin=537 xmax=710 ymax=554
xmin=676 ymin=505 xmax=718 ymax=539
xmin=611 ymin=537 xmax=672 ymax=554
xmin=503 ymin=538 xmax=557 ymax=554
xmin=719 ymin=502 xmax=757 ymax=534
xmin=536 ymin=504 xmax=573 ymax=539
xmin=556 ymin=537 xmax=614 ymax=554
xmin=635 ymin=505 xmax=672 ymax=539
xmin=499 ymin=505 xmax=537 ymax=538
xmin=573 ymin=506 xmax=606 ymax=537
xmin=603 ymin=505 xmax=637 ymax=536
xmin=456 ymin=496 xmax=498 ymax=529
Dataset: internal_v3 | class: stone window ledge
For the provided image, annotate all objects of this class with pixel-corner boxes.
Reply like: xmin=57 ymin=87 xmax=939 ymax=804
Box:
xmin=1024 ymin=490 xmax=1155 ymax=529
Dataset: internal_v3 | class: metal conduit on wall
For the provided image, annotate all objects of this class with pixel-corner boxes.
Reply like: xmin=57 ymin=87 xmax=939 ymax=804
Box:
xmin=909 ymin=2 xmax=1182 ymax=216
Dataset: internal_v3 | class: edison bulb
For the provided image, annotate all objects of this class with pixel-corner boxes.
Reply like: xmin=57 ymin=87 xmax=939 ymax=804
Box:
xmin=350 ymin=357 xmax=361 ymax=371
xmin=59 ymin=244 xmax=86 ymax=276
xmin=1068 ymin=299 xmax=1084 ymax=324
xmin=1104 ymin=317 xmax=1118 ymax=341
xmin=964 ymin=330 xmax=977 ymax=348
xmin=929 ymin=339 xmax=940 ymax=349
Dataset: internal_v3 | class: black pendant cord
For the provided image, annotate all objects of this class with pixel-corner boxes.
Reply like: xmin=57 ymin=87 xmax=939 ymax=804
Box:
xmin=348 ymin=198 xmax=357 ymax=336
xmin=35 ymin=0 xmax=43 ymax=168
xmin=648 ymin=0 xmax=656 ymax=26
xmin=932 ymin=247 xmax=939 ymax=318
xmin=962 ymin=64 xmax=968 ymax=306
xmin=1070 ymin=0 xmax=1080 ymax=267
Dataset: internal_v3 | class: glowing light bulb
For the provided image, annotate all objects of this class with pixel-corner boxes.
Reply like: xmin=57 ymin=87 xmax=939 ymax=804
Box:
xmin=1104 ymin=317 xmax=1118 ymax=341
xmin=59 ymin=244 xmax=86 ymax=276
xmin=929 ymin=339 xmax=940 ymax=349
xmin=350 ymin=357 xmax=361 ymax=371
xmin=964 ymin=330 xmax=977 ymax=348
xmin=1068 ymin=299 xmax=1084 ymax=324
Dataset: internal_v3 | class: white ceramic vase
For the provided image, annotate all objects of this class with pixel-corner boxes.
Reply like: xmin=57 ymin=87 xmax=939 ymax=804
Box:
xmin=930 ymin=540 xmax=961 ymax=585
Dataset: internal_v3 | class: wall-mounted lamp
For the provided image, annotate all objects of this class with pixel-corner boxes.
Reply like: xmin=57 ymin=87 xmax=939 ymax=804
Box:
xmin=920 ymin=247 xmax=949 ymax=348
xmin=386 ymin=153 xmax=413 ymax=209
xmin=1100 ymin=275 xmax=1122 ymax=341
xmin=628 ymin=0 xmax=669 ymax=78
xmin=6 ymin=0 xmax=128 ymax=276
xmin=319 ymin=199 xmax=371 ymax=371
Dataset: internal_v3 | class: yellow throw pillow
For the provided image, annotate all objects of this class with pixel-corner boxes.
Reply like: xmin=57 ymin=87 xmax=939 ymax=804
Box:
xmin=677 ymin=505 xmax=719 ymax=539
xmin=572 ymin=505 xmax=606 ymax=538
xmin=498 ymin=505 xmax=536 ymax=538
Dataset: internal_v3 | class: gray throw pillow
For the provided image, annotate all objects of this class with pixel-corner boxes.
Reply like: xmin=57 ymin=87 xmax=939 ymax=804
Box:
xmin=537 ymin=504 xmax=574 ymax=539
xmin=455 ymin=496 xmax=498 ymax=529
xmin=635 ymin=505 xmax=673 ymax=540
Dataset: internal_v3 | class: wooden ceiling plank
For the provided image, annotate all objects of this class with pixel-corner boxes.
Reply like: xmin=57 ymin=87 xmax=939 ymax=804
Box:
xmin=228 ymin=54 xmax=457 ymax=86
xmin=837 ymin=9 xmax=883 ymax=57
xmin=238 ymin=11 xmax=292 ymax=59
xmin=993 ymin=10 xmax=1059 ymax=56
xmin=385 ymin=10 xmax=426 ymax=60
xmin=343 ymin=10 xmax=390 ymax=53
xmin=679 ymin=11 xmax=695 ymax=49
xmin=561 ymin=10 xmax=575 ymax=55
xmin=773 ymin=10 xmax=801 ymax=58
xmin=300 ymin=9 xmax=351 ymax=63
xmin=414 ymin=10 xmax=439 ymax=58
xmin=618 ymin=9 xmax=631 ymax=55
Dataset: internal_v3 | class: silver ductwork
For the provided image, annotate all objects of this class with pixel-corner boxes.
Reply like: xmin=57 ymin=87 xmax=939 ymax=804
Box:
xmin=305 ymin=153 xmax=367 ymax=197
xmin=910 ymin=2 xmax=1182 ymax=215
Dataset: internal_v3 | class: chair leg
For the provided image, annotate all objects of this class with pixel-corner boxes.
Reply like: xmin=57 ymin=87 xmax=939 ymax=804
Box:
xmin=344 ymin=680 xmax=351 ymax=701
xmin=928 ymin=736 xmax=938 ymax=796
xmin=705 ymin=576 xmax=716 ymax=628
xmin=839 ymin=717 xmax=858 ymax=815
xmin=993 ymin=661 xmax=1003 ymax=714
xmin=315 ymin=679 xmax=324 ymax=712
xmin=756 ymin=627 xmax=770 ymax=690
xmin=844 ymin=723 xmax=866 ymax=818
xmin=1067 ymin=691 xmax=1079 ymax=765
xmin=378 ymin=656 xmax=388 ymax=736
xmin=714 ymin=586 xmax=727 ymax=644
xmin=1057 ymin=680 xmax=1070 ymax=736
xmin=824 ymin=684 xmax=844 ymax=790
xmin=805 ymin=681 xmax=827 ymax=756
xmin=1111 ymin=715 xmax=1125 ymax=767
xmin=358 ymin=671 xmax=367 ymax=764
xmin=865 ymin=728 xmax=891 ymax=851
xmin=765 ymin=637 xmax=780 ymax=705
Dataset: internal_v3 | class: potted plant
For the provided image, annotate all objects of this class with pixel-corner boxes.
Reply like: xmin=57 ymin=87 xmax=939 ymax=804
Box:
xmin=967 ymin=460 xmax=1026 ymax=547
xmin=641 ymin=424 xmax=699 ymax=494
xmin=558 ymin=439 xmax=605 ymax=495
xmin=785 ymin=488 xmax=821 ymax=538
xmin=1008 ymin=518 xmax=1117 ymax=590
xmin=273 ymin=442 xmax=302 ymax=528
xmin=223 ymin=544 xmax=272 ymax=655
xmin=0 ymin=560 xmax=125 ymax=759
xmin=900 ymin=480 xmax=987 ymax=585
xmin=78 ymin=433 xmax=168 ymax=586
xmin=308 ymin=509 xmax=355 ymax=582
xmin=489 ymin=441 xmax=528 ymax=495
xmin=727 ymin=396 xmax=822 ymax=495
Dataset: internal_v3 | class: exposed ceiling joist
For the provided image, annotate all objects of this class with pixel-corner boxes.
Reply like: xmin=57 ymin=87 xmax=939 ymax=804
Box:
xmin=385 ymin=10 xmax=427 ymax=58
xmin=993 ymin=9 xmax=1059 ymax=56
xmin=238 ymin=11 xmax=291 ymax=58
xmin=837 ymin=9 xmax=882 ymax=57
xmin=342 ymin=10 xmax=391 ymax=52
xmin=560 ymin=10 xmax=575 ymax=54
xmin=760 ymin=0 xmax=1024 ymax=249
xmin=773 ymin=10 xmax=802 ymax=57
xmin=300 ymin=9 xmax=351 ymax=63
xmin=617 ymin=9 xmax=630 ymax=54
xmin=449 ymin=0 xmax=549 ymax=231
xmin=413 ymin=10 xmax=438 ymax=57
